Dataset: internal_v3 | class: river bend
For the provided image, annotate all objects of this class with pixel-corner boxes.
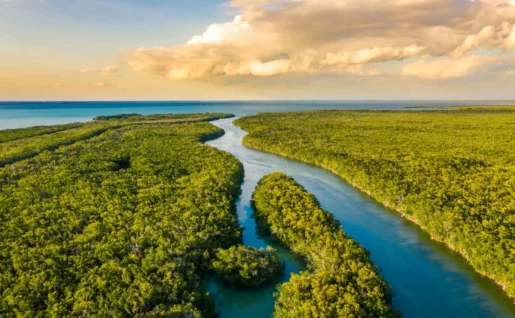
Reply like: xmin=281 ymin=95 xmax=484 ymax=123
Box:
xmin=206 ymin=118 xmax=515 ymax=318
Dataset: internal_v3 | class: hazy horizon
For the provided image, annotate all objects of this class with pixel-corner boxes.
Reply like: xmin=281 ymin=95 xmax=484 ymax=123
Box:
xmin=1 ymin=99 xmax=515 ymax=103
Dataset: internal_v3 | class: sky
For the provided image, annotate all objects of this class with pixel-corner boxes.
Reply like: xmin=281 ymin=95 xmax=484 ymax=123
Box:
xmin=1 ymin=0 xmax=515 ymax=101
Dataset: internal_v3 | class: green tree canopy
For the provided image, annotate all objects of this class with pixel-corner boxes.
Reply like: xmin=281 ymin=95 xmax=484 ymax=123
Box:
xmin=253 ymin=172 xmax=398 ymax=317
xmin=236 ymin=108 xmax=515 ymax=299
xmin=210 ymin=245 xmax=285 ymax=288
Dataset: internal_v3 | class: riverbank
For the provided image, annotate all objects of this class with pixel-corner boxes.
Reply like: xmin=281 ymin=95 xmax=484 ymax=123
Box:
xmin=234 ymin=109 xmax=515 ymax=305
xmin=208 ymin=117 xmax=515 ymax=317
xmin=237 ymin=142 xmax=511 ymax=297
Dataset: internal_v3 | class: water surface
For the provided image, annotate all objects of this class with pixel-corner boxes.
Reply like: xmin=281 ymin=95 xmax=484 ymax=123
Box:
xmin=2 ymin=100 xmax=514 ymax=129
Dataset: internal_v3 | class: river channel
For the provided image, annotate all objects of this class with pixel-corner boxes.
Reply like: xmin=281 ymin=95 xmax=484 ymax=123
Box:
xmin=206 ymin=117 xmax=515 ymax=318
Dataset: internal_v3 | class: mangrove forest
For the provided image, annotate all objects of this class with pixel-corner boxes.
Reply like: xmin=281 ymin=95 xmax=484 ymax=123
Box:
xmin=235 ymin=108 xmax=515 ymax=300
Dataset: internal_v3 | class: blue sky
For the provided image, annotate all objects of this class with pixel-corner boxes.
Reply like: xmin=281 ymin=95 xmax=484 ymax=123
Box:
xmin=1 ymin=0 xmax=227 ymax=54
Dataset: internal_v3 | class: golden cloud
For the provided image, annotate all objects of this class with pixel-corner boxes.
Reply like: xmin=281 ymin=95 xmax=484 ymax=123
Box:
xmin=400 ymin=56 xmax=503 ymax=79
xmin=102 ymin=65 xmax=121 ymax=77
xmin=94 ymin=81 xmax=108 ymax=88
xmin=127 ymin=0 xmax=515 ymax=80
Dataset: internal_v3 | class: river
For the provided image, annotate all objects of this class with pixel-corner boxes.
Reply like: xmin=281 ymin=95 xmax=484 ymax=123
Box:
xmin=206 ymin=117 xmax=515 ymax=318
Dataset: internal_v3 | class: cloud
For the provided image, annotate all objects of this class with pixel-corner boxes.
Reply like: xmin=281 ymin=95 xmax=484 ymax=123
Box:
xmin=54 ymin=82 xmax=63 ymax=88
xmin=450 ymin=23 xmax=515 ymax=57
xmin=322 ymin=46 xmax=426 ymax=66
xmin=505 ymin=25 xmax=515 ymax=48
xmin=94 ymin=81 xmax=108 ymax=87
xmin=187 ymin=16 xmax=250 ymax=45
xmin=80 ymin=69 xmax=89 ymax=73
xmin=127 ymin=0 xmax=515 ymax=80
xmin=102 ymin=65 xmax=121 ymax=76
xmin=400 ymin=56 xmax=502 ymax=79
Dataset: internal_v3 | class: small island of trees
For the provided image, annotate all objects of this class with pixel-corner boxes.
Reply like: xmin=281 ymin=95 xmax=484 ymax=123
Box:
xmin=210 ymin=245 xmax=285 ymax=288
xmin=252 ymin=172 xmax=398 ymax=317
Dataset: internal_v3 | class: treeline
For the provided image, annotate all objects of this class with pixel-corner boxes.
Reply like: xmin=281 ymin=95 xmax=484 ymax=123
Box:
xmin=0 ymin=124 xmax=112 ymax=167
xmin=0 ymin=113 xmax=235 ymax=168
xmin=94 ymin=113 xmax=234 ymax=123
xmin=235 ymin=108 xmax=515 ymax=299
xmin=0 ymin=122 xmax=84 ymax=143
xmin=0 ymin=115 xmax=244 ymax=316
xmin=252 ymin=173 xmax=397 ymax=317
xmin=94 ymin=113 xmax=140 ymax=120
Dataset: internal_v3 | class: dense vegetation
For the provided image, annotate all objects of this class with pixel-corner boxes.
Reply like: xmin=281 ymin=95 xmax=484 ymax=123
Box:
xmin=235 ymin=108 xmax=515 ymax=299
xmin=210 ymin=245 xmax=284 ymax=288
xmin=252 ymin=173 xmax=397 ymax=317
xmin=0 ymin=124 xmax=112 ymax=167
xmin=94 ymin=113 xmax=234 ymax=123
xmin=0 ymin=114 xmax=245 ymax=317
xmin=405 ymin=105 xmax=515 ymax=110
xmin=0 ymin=113 xmax=234 ymax=169
xmin=0 ymin=122 xmax=84 ymax=144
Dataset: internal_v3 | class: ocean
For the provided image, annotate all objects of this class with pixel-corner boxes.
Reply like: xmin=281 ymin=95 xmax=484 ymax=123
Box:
xmin=1 ymin=100 xmax=513 ymax=129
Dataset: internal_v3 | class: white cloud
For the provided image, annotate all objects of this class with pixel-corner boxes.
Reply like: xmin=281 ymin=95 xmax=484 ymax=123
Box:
xmin=188 ymin=16 xmax=250 ymax=45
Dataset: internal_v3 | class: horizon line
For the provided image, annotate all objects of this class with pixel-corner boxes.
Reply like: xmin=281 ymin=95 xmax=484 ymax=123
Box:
xmin=1 ymin=99 xmax=515 ymax=103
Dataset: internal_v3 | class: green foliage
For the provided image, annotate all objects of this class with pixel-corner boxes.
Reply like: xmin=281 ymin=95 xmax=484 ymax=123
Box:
xmin=252 ymin=173 xmax=397 ymax=318
xmin=0 ymin=122 xmax=84 ymax=144
xmin=0 ymin=114 xmax=243 ymax=317
xmin=0 ymin=124 xmax=112 ymax=167
xmin=94 ymin=112 xmax=234 ymax=123
xmin=236 ymin=108 xmax=515 ymax=299
xmin=405 ymin=105 xmax=515 ymax=110
xmin=0 ymin=113 xmax=235 ymax=168
xmin=210 ymin=245 xmax=285 ymax=288
xmin=94 ymin=113 xmax=141 ymax=121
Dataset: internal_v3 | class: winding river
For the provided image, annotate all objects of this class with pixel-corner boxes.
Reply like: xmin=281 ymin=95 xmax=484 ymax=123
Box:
xmin=206 ymin=117 xmax=515 ymax=318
